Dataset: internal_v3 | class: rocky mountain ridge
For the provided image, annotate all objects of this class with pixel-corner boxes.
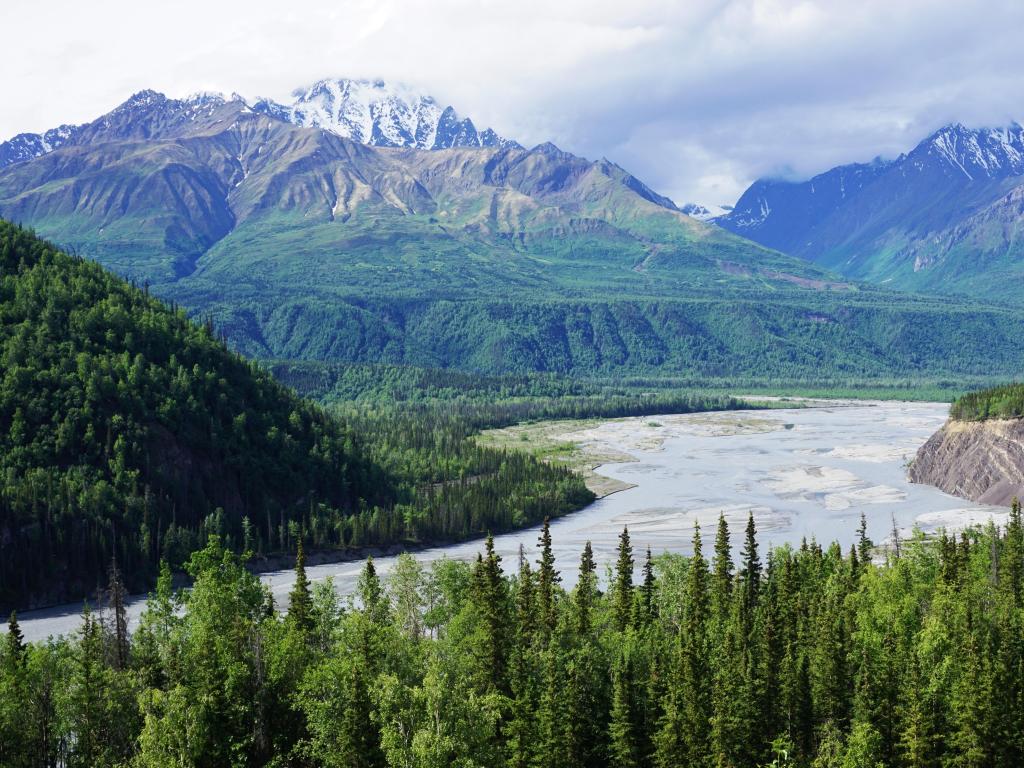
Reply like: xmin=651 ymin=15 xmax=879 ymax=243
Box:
xmin=0 ymin=78 xmax=517 ymax=170
xmin=717 ymin=122 xmax=1024 ymax=302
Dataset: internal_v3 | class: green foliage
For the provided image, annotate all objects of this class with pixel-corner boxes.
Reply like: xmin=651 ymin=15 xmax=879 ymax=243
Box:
xmin=5 ymin=519 xmax=1024 ymax=766
xmin=0 ymin=221 xmax=390 ymax=608
xmin=198 ymin=290 xmax=1024 ymax=382
xmin=950 ymin=381 xmax=1024 ymax=421
xmin=0 ymin=223 xmax=597 ymax=610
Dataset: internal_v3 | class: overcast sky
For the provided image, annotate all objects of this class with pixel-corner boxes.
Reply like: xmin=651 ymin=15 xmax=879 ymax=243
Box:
xmin=4 ymin=0 xmax=1023 ymax=207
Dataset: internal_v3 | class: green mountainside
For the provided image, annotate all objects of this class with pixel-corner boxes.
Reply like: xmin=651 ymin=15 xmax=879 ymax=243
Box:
xmin=6 ymin=92 xmax=1023 ymax=380
xmin=0 ymin=222 xmax=594 ymax=610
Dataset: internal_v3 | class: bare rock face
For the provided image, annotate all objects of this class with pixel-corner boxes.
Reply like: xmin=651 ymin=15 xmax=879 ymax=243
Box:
xmin=909 ymin=418 xmax=1024 ymax=506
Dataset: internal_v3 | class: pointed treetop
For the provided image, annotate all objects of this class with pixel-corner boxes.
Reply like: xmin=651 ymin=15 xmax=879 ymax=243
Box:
xmin=6 ymin=611 xmax=25 ymax=661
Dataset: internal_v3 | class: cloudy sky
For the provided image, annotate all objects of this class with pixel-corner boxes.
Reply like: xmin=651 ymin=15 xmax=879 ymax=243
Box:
xmin=4 ymin=0 xmax=1023 ymax=207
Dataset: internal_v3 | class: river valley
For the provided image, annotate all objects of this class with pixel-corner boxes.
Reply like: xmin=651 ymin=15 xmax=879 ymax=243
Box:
xmin=18 ymin=400 xmax=1006 ymax=641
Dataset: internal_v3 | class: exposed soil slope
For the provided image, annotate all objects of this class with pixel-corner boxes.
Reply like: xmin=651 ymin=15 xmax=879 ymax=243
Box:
xmin=910 ymin=418 xmax=1024 ymax=505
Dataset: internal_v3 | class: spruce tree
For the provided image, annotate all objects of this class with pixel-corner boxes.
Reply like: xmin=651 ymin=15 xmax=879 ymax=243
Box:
xmin=857 ymin=512 xmax=873 ymax=566
xmin=682 ymin=524 xmax=711 ymax=766
xmin=536 ymin=517 xmax=560 ymax=636
xmin=106 ymin=558 xmax=129 ymax=670
xmin=712 ymin=512 xmax=733 ymax=632
xmin=614 ymin=527 xmax=635 ymax=632
xmin=740 ymin=511 xmax=761 ymax=634
xmin=337 ymin=661 xmax=385 ymax=768
xmin=533 ymin=645 xmax=563 ymax=768
xmin=507 ymin=548 xmax=538 ymax=768
xmin=574 ymin=541 xmax=598 ymax=636
xmin=288 ymin=536 xmax=314 ymax=638
xmin=5 ymin=612 xmax=24 ymax=664
xmin=516 ymin=546 xmax=537 ymax=643
xmin=1004 ymin=496 xmax=1023 ymax=604
xmin=633 ymin=547 xmax=656 ymax=628
xmin=358 ymin=556 xmax=389 ymax=626
xmin=472 ymin=534 xmax=511 ymax=695
xmin=609 ymin=650 xmax=642 ymax=768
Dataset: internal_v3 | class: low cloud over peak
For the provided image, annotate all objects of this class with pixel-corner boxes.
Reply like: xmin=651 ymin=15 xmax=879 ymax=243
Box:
xmin=4 ymin=0 xmax=1022 ymax=207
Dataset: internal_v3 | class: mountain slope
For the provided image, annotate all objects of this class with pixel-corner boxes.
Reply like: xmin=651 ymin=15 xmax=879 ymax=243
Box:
xmin=0 ymin=220 xmax=396 ymax=608
xmin=0 ymin=221 xmax=596 ymax=611
xmin=4 ymin=93 xmax=1024 ymax=380
xmin=0 ymin=79 xmax=515 ymax=172
xmin=718 ymin=123 xmax=1024 ymax=300
xmin=0 ymin=89 xmax=842 ymax=294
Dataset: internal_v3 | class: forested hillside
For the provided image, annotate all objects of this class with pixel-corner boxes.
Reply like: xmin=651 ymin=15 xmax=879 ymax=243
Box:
xmin=4 ymin=506 xmax=1024 ymax=767
xmin=197 ymin=289 xmax=1024 ymax=380
xmin=950 ymin=382 xmax=1024 ymax=421
xmin=0 ymin=223 xmax=594 ymax=610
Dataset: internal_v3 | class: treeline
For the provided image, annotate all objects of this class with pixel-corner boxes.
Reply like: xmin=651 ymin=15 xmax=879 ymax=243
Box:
xmin=950 ymin=382 xmax=1024 ymax=421
xmin=0 ymin=223 xmax=592 ymax=611
xmin=203 ymin=290 xmax=1024 ymax=382
xmin=4 ymin=503 xmax=1024 ymax=767
xmin=267 ymin=360 xmax=605 ymax=403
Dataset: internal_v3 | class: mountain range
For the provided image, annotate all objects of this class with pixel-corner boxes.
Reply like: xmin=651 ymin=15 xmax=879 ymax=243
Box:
xmin=0 ymin=79 xmax=516 ymax=170
xmin=718 ymin=123 xmax=1024 ymax=301
xmin=2 ymin=81 xmax=1024 ymax=380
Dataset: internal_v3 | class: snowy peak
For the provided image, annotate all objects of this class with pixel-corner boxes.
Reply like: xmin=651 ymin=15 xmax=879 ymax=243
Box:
xmin=252 ymin=78 xmax=518 ymax=150
xmin=680 ymin=203 xmax=731 ymax=221
xmin=0 ymin=124 xmax=85 ymax=167
xmin=0 ymin=79 xmax=519 ymax=170
xmin=917 ymin=122 xmax=1024 ymax=179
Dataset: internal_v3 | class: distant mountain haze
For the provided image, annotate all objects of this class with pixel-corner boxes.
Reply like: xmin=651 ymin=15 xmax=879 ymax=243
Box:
xmin=718 ymin=123 xmax=1024 ymax=302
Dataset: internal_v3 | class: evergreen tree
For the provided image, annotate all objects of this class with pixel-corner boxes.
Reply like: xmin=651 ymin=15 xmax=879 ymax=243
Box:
xmin=1004 ymin=496 xmax=1023 ymax=603
xmin=536 ymin=517 xmax=560 ymax=637
xmin=5 ymin=612 xmax=24 ymax=664
xmin=288 ymin=536 xmax=314 ymax=639
xmin=712 ymin=512 xmax=733 ymax=632
xmin=358 ymin=556 xmax=389 ymax=626
xmin=655 ymin=524 xmax=711 ymax=768
xmin=471 ymin=534 xmax=511 ymax=695
xmin=740 ymin=511 xmax=761 ymax=633
xmin=507 ymin=548 xmax=538 ymax=768
xmin=614 ymin=527 xmax=635 ymax=632
xmin=574 ymin=541 xmax=598 ymax=636
xmin=682 ymin=524 xmax=712 ymax=766
xmin=857 ymin=512 xmax=873 ymax=567
xmin=633 ymin=547 xmax=656 ymax=628
xmin=610 ymin=650 xmax=642 ymax=768
xmin=109 ymin=560 xmax=130 ymax=671
xmin=563 ymin=642 xmax=608 ymax=768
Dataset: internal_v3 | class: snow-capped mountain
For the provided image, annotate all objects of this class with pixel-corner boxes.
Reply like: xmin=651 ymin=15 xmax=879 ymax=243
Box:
xmin=922 ymin=122 xmax=1024 ymax=179
xmin=680 ymin=202 xmax=730 ymax=221
xmin=0 ymin=80 xmax=517 ymax=170
xmin=0 ymin=91 xmax=244 ymax=169
xmin=249 ymin=78 xmax=518 ymax=150
xmin=0 ymin=124 xmax=85 ymax=167
xmin=717 ymin=121 xmax=1024 ymax=301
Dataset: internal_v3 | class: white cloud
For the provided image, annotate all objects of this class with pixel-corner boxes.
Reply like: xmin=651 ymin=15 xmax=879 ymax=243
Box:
xmin=3 ymin=0 xmax=1022 ymax=206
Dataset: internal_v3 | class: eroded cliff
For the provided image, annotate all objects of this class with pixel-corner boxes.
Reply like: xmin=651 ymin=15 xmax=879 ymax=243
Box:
xmin=910 ymin=418 xmax=1024 ymax=506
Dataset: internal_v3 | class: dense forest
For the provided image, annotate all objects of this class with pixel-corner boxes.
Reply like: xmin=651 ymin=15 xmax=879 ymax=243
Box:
xmin=950 ymin=382 xmax=1024 ymax=421
xmin=3 ymin=504 xmax=1023 ymax=767
xmin=0 ymin=222 xmax=750 ymax=612
xmin=197 ymin=290 xmax=1024 ymax=382
xmin=0 ymin=223 xmax=596 ymax=610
